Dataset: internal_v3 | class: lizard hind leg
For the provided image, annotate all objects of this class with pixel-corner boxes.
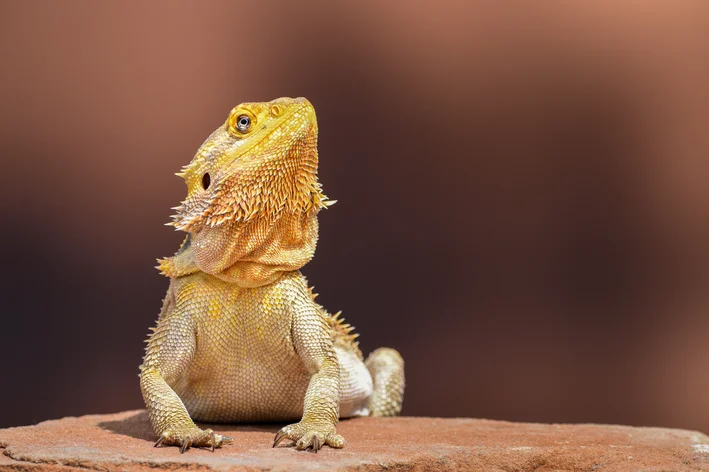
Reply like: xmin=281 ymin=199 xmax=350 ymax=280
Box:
xmin=365 ymin=347 xmax=405 ymax=416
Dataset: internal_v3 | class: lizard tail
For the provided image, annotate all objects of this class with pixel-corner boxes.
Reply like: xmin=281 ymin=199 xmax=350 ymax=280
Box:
xmin=365 ymin=347 xmax=405 ymax=416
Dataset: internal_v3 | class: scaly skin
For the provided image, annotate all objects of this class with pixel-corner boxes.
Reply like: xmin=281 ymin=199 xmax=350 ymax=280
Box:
xmin=139 ymin=98 xmax=405 ymax=453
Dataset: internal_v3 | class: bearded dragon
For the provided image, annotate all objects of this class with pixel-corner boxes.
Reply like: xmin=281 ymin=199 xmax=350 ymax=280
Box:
xmin=139 ymin=97 xmax=405 ymax=453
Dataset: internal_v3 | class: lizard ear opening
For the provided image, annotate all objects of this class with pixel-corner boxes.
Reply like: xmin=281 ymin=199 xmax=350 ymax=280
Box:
xmin=202 ymin=173 xmax=211 ymax=190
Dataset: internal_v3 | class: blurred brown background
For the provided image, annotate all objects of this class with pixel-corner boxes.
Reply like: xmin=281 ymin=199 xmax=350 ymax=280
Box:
xmin=1 ymin=1 xmax=708 ymax=432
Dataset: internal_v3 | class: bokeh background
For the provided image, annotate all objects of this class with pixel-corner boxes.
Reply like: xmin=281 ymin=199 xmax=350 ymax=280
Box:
xmin=1 ymin=1 xmax=708 ymax=432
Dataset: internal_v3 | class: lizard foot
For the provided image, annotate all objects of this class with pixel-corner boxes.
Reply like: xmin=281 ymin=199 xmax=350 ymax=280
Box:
xmin=273 ymin=421 xmax=344 ymax=452
xmin=154 ymin=427 xmax=232 ymax=453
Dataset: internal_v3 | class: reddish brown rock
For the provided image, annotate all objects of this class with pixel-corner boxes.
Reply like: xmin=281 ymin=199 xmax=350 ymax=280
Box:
xmin=1 ymin=411 xmax=709 ymax=471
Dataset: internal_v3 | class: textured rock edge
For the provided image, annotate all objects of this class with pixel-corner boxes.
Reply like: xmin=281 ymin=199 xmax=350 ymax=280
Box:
xmin=2 ymin=411 xmax=709 ymax=471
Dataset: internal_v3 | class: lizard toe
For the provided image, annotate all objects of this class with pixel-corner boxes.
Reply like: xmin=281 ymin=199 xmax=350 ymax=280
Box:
xmin=154 ymin=427 xmax=228 ymax=453
xmin=326 ymin=433 xmax=345 ymax=449
xmin=277 ymin=421 xmax=341 ymax=452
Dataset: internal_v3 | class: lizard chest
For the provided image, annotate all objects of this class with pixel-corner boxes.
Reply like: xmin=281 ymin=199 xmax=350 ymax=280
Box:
xmin=193 ymin=284 xmax=297 ymax=366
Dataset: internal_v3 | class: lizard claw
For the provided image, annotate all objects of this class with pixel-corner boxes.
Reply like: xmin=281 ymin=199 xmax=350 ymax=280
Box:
xmin=154 ymin=431 xmax=169 ymax=448
xmin=311 ymin=433 xmax=322 ymax=453
xmin=273 ymin=430 xmax=288 ymax=448
xmin=180 ymin=435 xmax=192 ymax=454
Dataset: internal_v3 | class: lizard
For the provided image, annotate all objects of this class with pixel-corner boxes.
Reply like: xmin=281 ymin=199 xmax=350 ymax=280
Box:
xmin=139 ymin=97 xmax=405 ymax=453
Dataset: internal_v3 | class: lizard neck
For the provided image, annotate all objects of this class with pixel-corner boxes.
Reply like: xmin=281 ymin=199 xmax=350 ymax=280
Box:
xmin=158 ymin=212 xmax=318 ymax=288
xmin=207 ymin=261 xmax=290 ymax=287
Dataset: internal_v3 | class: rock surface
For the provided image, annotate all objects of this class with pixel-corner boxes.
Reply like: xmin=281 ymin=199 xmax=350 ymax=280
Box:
xmin=1 ymin=411 xmax=709 ymax=471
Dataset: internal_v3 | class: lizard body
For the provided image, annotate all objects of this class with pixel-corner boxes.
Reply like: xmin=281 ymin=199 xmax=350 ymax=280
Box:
xmin=139 ymin=98 xmax=405 ymax=452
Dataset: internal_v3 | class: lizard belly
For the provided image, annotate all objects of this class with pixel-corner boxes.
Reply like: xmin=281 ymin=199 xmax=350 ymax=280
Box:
xmin=176 ymin=353 xmax=310 ymax=423
xmin=170 ymin=275 xmax=312 ymax=423
xmin=175 ymin=325 xmax=311 ymax=423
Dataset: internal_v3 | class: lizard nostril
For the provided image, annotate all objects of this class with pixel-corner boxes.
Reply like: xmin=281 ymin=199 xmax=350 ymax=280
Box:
xmin=202 ymin=173 xmax=211 ymax=190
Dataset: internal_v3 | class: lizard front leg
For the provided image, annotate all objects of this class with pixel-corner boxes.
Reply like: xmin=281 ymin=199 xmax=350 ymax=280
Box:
xmin=273 ymin=291 xmax=343 ymax=452
xmin=139 ymin=293 xmax=230 ymax=453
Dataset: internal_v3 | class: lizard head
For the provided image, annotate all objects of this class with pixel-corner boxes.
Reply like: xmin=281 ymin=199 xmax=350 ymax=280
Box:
xmin=159 ymin=97 xmax=334 ymax=286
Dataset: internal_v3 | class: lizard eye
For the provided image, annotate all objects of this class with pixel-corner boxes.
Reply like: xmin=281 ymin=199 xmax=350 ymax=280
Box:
xmin=236 ymin=115 xmax=251 ymax=133
xmin=202 ymin=172 xmax=211 ymax=190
